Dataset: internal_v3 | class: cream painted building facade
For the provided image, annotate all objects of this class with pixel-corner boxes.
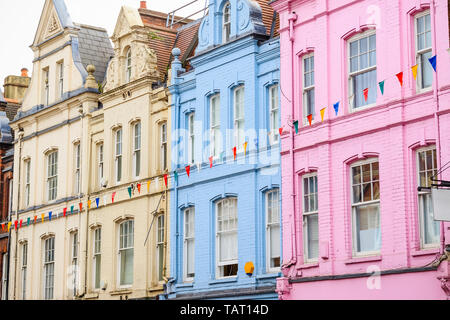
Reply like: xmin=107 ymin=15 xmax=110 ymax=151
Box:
xmin=7 ymin=0 xmax=178 ymax=300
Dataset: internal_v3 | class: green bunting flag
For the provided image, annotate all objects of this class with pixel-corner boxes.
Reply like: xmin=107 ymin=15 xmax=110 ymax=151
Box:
xmin=174 ymin=171 xmax=178 ymax=182
xmin=379 ymin=81 xmax=385 ymax=95
xmin=27 ymin=217 xmax=30 ymax=226
xmin=293 ymin=120 xmax=299 ymax=134
xmin=128 ymin=186 xmax=132 ymax=198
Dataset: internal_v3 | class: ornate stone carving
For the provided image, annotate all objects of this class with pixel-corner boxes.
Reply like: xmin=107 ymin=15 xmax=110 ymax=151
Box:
xmin=45 ymin=12 xmax=60 ymax=38
xmin=238 ymin=0 xmax=250 ymax=31
xmin=199 ymin=16 xmax=209 ymax=47
xmin=104 ymin=58 xmax=117 ymax=91
xmin=135 ymin=43 xmax=159 ymax=78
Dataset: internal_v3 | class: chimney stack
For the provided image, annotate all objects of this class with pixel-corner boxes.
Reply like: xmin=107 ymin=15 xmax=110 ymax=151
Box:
xmin=140 ymin=1 xmax=147 ymax=9
xmin=21 ymin=68 xmax=29 ymax=77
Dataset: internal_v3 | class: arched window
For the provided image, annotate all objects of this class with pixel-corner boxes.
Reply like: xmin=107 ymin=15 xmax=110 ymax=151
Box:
xmin=125 ymin=48 xmax=132 ymax=83
xmin=222 ymin=2 xmax=231 ymax=43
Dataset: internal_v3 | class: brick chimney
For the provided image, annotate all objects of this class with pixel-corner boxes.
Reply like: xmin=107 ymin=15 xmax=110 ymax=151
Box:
xmin=140 ymin=1 xmax=147 ymax=9
xmin=3 ymin=68 xmax=31 ymax=103
xmin=21 ymin=68 xmax=28 ymax=77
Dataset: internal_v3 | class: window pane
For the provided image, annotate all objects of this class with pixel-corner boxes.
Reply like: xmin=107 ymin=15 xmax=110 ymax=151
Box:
xmin=353 ymin=186 xmax=362 ymax=203
xmin=363 ymin=183 xmax=372 ymax=202
xmin=306 ymin=214 xmax=319 ymax=260
xmin=362 ymin=164 xmax=371 ymax=183
xmin=421 ymin=51 xmax=433 ymax=88
xmin=420 ymin=193 xmax=440 ymax=245
xmin=352 ymin=166 xmax=361 ymax=185
xmin=353 ymin=69 xmax=377 ymax=107
xmin=120 ymin=249 xmax=133 ymax=285
xmin=372 ymin=162 xmax=379 ymax=181
xmin=355 ymin=204 xmax=381 ymax=252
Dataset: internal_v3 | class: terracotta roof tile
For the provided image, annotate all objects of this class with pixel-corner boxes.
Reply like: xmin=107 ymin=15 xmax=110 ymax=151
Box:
xmin=254 ymin=0 xmax=279 ymax=37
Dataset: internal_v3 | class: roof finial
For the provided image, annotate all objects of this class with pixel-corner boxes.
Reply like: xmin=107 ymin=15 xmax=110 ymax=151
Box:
xmin=85 ymin=64 xmax=97 ymax=89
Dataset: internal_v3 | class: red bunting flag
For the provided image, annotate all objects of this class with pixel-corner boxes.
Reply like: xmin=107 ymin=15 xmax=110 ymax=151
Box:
xmin=307 ymin=114 xmax=312 ymax=126
xmin=79 ymin=202 xmax=83 ymax=212
xmin=14 ymin=220 xmax=18 ymax=230
xmin=233 ymin=147 xmax=237 ymax=160
xmin=20 ymin=220 xmax=23 ymax=228
xmin=137 ymin=183 xmax=141 ymax=194
xmin=279 ymin=127 xmax=283 ymax=136
xmin=396 ymin=72 xmax=403 ymax=86
xmin=34 ymin=216 xmax=37 ymax=224
xmin=209 ymin=156 xmax=213 ymax=168
xmin=1 ymin=223 xmax=5 ymax=231
xmin=63 ymin=208 xmax=67 ymax=217
xmin=112 ymin=192 xmax=116 ymax=203
xmin=164 ymin=174 xmax=168 ymax=187
xmin=363 ymin=88 xmax=369 ymax=101
xmin=186 ymin=165 xmax=191 ymax=178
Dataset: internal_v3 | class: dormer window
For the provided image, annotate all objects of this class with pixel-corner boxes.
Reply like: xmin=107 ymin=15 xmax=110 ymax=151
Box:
xmin=222 ymin=2 xmax=231 ymax=43
xmin=125 ymin=49 xmax=132 ymax=83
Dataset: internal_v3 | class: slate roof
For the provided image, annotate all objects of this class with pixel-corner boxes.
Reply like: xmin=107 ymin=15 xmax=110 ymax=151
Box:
xmin=0 ymin=90 xmax=6 ymax=105
xmin=75 ymin=23 xmax=114 ymax=84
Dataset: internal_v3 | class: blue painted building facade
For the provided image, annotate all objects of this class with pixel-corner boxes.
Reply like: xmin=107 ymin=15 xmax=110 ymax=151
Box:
xmin=166 ymin=0 xmax=281 ymax=300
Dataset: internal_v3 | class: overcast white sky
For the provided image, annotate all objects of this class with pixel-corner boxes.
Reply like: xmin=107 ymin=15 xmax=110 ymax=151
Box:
xmin=0 ymin=0 xmax=207 ymax=86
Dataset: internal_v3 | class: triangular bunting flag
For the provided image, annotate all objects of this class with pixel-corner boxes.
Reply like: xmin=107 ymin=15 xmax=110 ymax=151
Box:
xmin=103 ymin=195 xmax=107 ymax=206
xmin=8 ymin=222 xmax=12 ymax=232
xmin=333 ymin=102 xmax=340 ymax=116
xmin=155 ymin=177 xmax=160 ymax=187
xmin=209 ymin=156 xmax=213 ymax=168
xmin=128 ymin=186 xmax=132 ymax=198
xmin=1 ymin=223 xmax=5 ymax=231
xmin=63 ymin=208 xmax=67 ymax=217
xmin=307 ymin=114 xmax=312 ymax=126
xmin=174 ymin=171 xmax=178 ymax=182
xmin=147 ymin=180 xmax=151 ymax=193
xmin=137 ymin=183 xmax=141 ymax=194
xmin=411 ymin=64 xmax=418 ymax=80
xmin=41 ymin=214 xmax=45 ymax=223
xmin=164 ymin=174 xmax=168 ymax=188
xmin=71 ymin=205 xmax=74 ymax=215
xmin=197 ymin=163 xmax=201 ymax=173
xmin=320 ymin=108 xmax=326 ymax=122
xmin=428 ymin=55 xmax=436 ymax=72
xmin=88 ymin=200 xmax=92 ymax=209
xmin=293 ymin=120 xmax=299 ymax=134
xmin=396 ymin=72 xmax=403 ymax=86
xmin=379 ymin=81 xmax=385 ymax=95
xmin=233 ymin=147 xmax=237 ymax=160
xmin=27 ymin=217 xmax=30 ymax=226
xmin=34 ymin=216 xmax=37 ymax=224
xmin=363 ymin=88 xmax=369 ymax=102
xmin=186 ymin=165 xmax=191 ymax=177
xmin=49 ymin=212 xmax=52 ymax=221
xmin=14 ymin=221 xmax=18 ymax=230
xmin=278 ymin=127 xmax=283 ymax=136
xmin=79 ymin=202 xmax=83 ymax=212
xmin=96 ymin=198 xmax=100 ymax=208
xmin=112 ymin=192 xmax=116 ymax=203
xmin=20 ymin=220 xmax=23 ymax=228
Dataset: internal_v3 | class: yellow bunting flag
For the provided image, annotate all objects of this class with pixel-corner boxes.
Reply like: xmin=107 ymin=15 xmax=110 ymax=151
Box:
xmin=147 ymin=180 xmax=151 ymax=193
xmin=88 ymin=200 xmax=91 ymax=209
xmin=7 ymin=222 xmax=12 ymax=232
xmin=244 ymin=142 xmax=248 ymax=156
xmin=411 ymin=64 xmax=418 ymax=80
xmin=320 ymin=108 xmax=326 ymax=122
xmin=41 ymin=214 xmax=45 ymax=223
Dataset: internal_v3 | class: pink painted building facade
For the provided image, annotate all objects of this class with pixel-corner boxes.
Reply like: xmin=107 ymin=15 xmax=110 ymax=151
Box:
xmin=270 ymin=0 xmax=450 ymax=299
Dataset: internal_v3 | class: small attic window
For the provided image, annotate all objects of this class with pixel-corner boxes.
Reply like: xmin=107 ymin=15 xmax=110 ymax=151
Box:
xmin=222 ymin=2 xmax=231 ymax=43
xmin=125 ymin=48 xmax=132 ymax=83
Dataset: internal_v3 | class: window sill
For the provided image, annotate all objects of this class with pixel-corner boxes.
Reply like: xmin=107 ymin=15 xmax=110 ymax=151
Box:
xmin=84 ymin=292 xmax=99 ymax=299
xmin=209 ymin=277 xmax=238 ymax=285
xmin=345 ymin=255 xmax=382 ymax=265
xmin=411 ymin=248 xmax=440 ymax=257
xmin=256 ymin=273 xmax=280 ymax=280
xmin=296 ymin=262 xmax=319 ymax=270
xmin=109 ymin=288 xmax=133 ymax=296
xmin=176 ymin=283 xmax=194 ymax=289
xmin=350 ymin=102 xmax=377 ymax=114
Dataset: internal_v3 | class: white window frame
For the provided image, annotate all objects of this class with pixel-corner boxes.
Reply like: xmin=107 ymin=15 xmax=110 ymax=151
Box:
xmin=118 ymin=220 xmax=134 ymax=287
xmin=125 ymin=49 xmax=132 ymax=83
xmin=348 ymin=30 xmax=377 ymax=111
xmin=115 ymin=129 xmax=122 ymax=184
xmin=216 ymin=197 xmax=238 ymax=279
xmin=183 ymin=208 xmax=195 ymax=282
xmin=74 ymin=143 xmax=81 ymax=195
xmin=302 ymin=53 xmax=315 ymax=125
xmin=24 ymin=160 xmax=31 ymax=208
xmin=350 ymin=158 xmax=381 ymax=257
xmin=266 ymin=189 xmax=281 ymax=273
xmin=98 ymin=143 xmax=104 ymax=187
xmin=43 ymin=236 xmax=55 ymax=300
xmin=58 ymin=61 xmax=64 ymax=99
xmin=210 ymin=94 xmax=221 ymax=159
xmin=21 ymin=242 xmax=28 ymax=300
xmin=222 ymin=2 xmax=231 ymax=43
xmin=92 ymin=228 xmax=101 ymax=290
xmin=70 ymin=231 xmax=79 ymax=298
xmin=47 ymin=151 xmax=58 ymax=202
xmin=2 ymin=253 xmax=8 ymax=300
xmin=160 ymin=123 xmax=167 ymax=171
xmin=302 ymin=173 xmax=319 ymax=263
xmin=416 ymin=146 xmax=440 ymax=248
xmin=414 ymin=10 xmax=433 ymax=92
xmin=157 ymin=215 xmax=165 ymax=282
xmin=234 ymin=86 xmax=245 ymax=151
xmin=269 ymin=84 xmax=280 ymax=145
xmin=133 ymin=122 xmax=141 ymax=178
xmin=188 ymin=114 xmax=195 ymax=164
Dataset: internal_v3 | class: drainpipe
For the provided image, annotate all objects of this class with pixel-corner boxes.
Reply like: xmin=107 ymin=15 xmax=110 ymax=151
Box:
xmin=12 ymin=128 xmax=24 ymax=300
xmin=282 ymin=11 xmax=298 ymax=275
xmin=430 ymin=0 xmax=445 ymax=255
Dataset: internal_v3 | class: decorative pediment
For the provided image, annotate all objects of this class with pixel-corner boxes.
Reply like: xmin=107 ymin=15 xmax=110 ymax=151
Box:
xmin=112 ymin=6 xmax=144 ymax=40
xmin=44 ymin=10 xmax=62 ymax=39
